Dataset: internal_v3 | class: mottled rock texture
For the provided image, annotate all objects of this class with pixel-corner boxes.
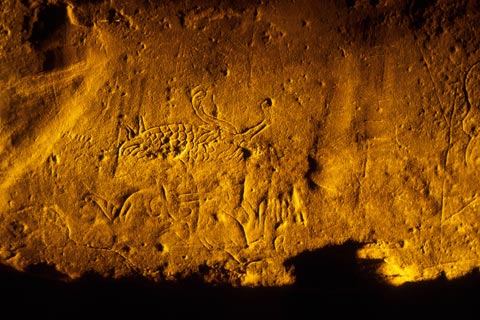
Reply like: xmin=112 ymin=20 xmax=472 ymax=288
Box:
xmin=1 ymin=0 xmax=480 ymax=287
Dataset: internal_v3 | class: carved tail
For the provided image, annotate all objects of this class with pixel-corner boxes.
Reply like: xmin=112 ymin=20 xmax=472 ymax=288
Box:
xmin=190 ymin=86 xmax=238 ymax=134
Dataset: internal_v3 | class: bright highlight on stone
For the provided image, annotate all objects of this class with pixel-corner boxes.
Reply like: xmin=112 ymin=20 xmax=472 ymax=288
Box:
xmin=1 ymin=0 xmax=480 ymax=287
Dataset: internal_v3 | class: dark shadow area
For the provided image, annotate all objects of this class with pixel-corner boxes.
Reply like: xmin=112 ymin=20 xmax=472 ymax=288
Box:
xmin=1 ymin=241 xmax=479 ymax=318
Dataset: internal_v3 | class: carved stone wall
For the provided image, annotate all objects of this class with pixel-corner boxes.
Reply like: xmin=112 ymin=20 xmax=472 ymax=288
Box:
xmin=1 ymin=0 xmax=480 ymax=287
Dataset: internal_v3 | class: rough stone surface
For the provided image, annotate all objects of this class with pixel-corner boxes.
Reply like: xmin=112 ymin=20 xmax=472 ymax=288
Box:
xmin=1 ymin=0 xmax=480 ymax=287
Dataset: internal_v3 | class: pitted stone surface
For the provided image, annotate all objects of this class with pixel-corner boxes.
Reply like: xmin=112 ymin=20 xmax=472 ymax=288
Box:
xmin=1 ymin=0 xmax=480 ymax=286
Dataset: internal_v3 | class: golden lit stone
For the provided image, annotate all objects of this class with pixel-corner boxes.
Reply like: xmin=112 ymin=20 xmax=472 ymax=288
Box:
xmin=1 ymin=0 xmax=480 ymax=293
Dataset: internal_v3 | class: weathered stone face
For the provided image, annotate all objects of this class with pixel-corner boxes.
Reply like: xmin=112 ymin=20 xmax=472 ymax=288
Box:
xmin=1 ymin=0 xmax=480 ymax=287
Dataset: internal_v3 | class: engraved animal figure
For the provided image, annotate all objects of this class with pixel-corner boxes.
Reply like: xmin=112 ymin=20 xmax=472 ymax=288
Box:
xmin=84 ymin=186 xmax=200 ymax=242
xmin=118 ymin=87 xmax=272 ymax=163
xmin=85 ymin=187 xmax=199 ymax=224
